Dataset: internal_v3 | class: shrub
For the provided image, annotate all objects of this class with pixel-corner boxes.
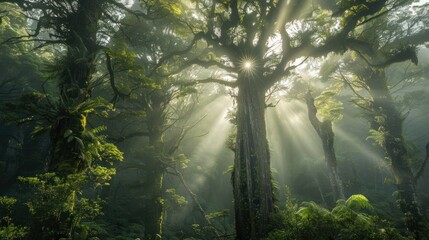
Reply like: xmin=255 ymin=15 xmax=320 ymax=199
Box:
xmin=265 ymin=194 xmax=409 ymax=240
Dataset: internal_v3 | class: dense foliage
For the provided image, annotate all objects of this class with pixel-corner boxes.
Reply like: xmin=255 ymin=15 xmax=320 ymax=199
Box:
xmin=267 ymin=193 xmax=408 ymax=240
xmin=0 ymin=0 xmax=428 ymax=239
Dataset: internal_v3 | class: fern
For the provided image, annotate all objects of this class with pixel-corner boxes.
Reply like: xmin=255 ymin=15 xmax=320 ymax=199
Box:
xmin=265 ymin=194 xmax=407 ymax=240
xmin=297 ymin=202 xmax=331 ymax=219
xmin=367 ymin=128 xmax=386 ymax=147
xmin=345 ymin=194 xmax=373 ymax=211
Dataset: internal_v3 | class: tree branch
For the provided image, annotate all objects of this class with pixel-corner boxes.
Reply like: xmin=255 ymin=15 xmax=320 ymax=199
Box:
xmin=384 ymin=29 xmax=429 ymax=51
xmin=264 ymin=56 xmax=308 ymax=89
xmin=339 ymin=71 xmax=368 ymax=101
xmin=175 ymin=77 xmax=237 ymax=88
xmin=196 ymin=78 xmax=237 ymax=88
xmin=167 ymin=114 xmax=207 ymax=155
xmin=109 ymin=131 xmax=150 ymax=143
xmin=172 ymin=166 xmax=222 ymax=238
xmin=105 ymin=52 xmax=129 ymax=103
xmin=163 ymin=58 xmax=235 ymax=77
xmin=105 ymin=0 xmax=153 ymax=20
xmin=148 ymin=32 xmax=206 ymax=76
xmin=304 ymin=91 xmax=322 ymax=136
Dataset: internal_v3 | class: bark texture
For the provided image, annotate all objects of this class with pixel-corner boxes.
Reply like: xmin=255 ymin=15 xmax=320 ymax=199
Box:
xmin=305 ymin=92 xmax=345 ymax=202
xmin=142 ymin=94 xmax=165 ymax=240
xmin=233 ymin=74 xmax=274 ymax=240
xmin=48 ymin=0 xmax=101 ymax=175
xmin=141 ymin=159 xmax=164 ymax=240
xmin=28 ymin=1 xmax=102 ymax=238
xmin=364 ymin=68 xmax=429 ymax=239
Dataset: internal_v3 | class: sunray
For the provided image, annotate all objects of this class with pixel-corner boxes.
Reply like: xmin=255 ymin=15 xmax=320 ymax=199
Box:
xmin=267 ymin=101 xmax=324 ymax=191
xmin=334 ymin=127 xmax=386 ymax=167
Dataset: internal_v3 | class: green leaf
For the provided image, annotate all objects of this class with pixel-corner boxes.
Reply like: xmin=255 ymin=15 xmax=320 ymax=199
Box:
xmin=223 ymin=165 xmax=234 ymax=174
xmin=205 ymin=209 xmax=229 ymax=220
xmin=345 ymin=194 xmax=373 ymax=211
xmin=67 ymin=135 xmax=74 ymax=143
xmin=165 ymin=188 xmax=188 ymax=207
xmin=64 ymin=129 xmax=73 ymax=138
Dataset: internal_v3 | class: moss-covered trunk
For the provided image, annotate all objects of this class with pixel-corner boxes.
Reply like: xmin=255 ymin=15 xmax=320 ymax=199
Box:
xmin=48 ymin=113 xmax=88 ymax=175
xmin=305 ymin=92 xmax=345 ymax=201
xmin=141 ymin=157 xmax=164 ymax=240
xmin=48 ymin=0 xmax=100 ymax=174
xmin=366 ymin=70 xmax=429 ymax=239
xmin=28 ymin=1 xmax=102 ymax=238
xmin=142 ymin=93 xmax=165 ymax=240
xmin=233 ymin=75 xmax=274 ymax=240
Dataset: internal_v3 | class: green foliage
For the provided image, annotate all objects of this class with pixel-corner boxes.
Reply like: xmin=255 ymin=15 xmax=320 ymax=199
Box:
xmin=225 ymin=127 xmax=237 ymax=152
xmin=175 ymin=154 xmax=191 ymax=169
xmin=18 ymin=173 xmax=105 ymax=238
xmin=336 ymin=0 xmax=386 ymax=31
xmin=367 ymin=128 xmax=386 ymax=147
xmin=73 ymin=221 xmax=109 ymax=240
xmin=2 ymin=90 xmax=113 ymax=131
xmin=0 ymin=196 xmax=28 ymax=240
xmin=91 ymin=166 xmax=116 ymax=187
xmin=3 ymin=89 xmax=123 ymax=169
xmin=191 ymin=224 xmax=202 ymax=237
xmin=165 ymin=188 xmax=188 ymax=208
xmin=0 ymin=3 xmax=31 ymax=54
xmin=106 ymin=46 xmax=160 ymax=95
xmin=314 ymin=88 xmax=344 ymax=121
xmin=0 ymin=196 xmax=16 ymax=213
xmin=223 ymin=165 xmax=234 ymax=175
xmin=144 ymin=0 xmax=185 ymax=16
xmin=93 ymin=141 xmax=124 ymax=164
xmin=344 ymin=194 xmax=373 ymax=211
xmin=0 ymin=222 xmax=27 ymax=240
xmin=265 ymin=194 xmax=408 ymax=240
xmin=19 ymin=173 xmax=93 ymax=217
xmin=205 ymin=209 xmax=229 ymax=221
xmin=2 ymin=92 xmax=51 ymax=125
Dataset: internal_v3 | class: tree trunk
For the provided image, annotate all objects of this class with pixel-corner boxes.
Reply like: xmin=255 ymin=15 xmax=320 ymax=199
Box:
xmin=48 ymin=0 xmax=100 ymax=175
xmin=28 ymin=1 xmax=102 ymax=238
xmin=233 ymin=76 xmax=274 ymax=240
xmin=142 ymin=94 xmax=165 ymax=240
xmin=47 ymin=114 xmax=88 ymax=175
xmin=365 ymin=69 xmax=429 ymax=239
xmin=305 ymin=92 xmax=345 ymax=202
xmin=142 ymin=160 xmax=164 ymax=240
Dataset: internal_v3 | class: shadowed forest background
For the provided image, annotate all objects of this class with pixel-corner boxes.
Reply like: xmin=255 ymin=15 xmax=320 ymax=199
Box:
xmin=1 ymin=0 xmax=429 ymax=239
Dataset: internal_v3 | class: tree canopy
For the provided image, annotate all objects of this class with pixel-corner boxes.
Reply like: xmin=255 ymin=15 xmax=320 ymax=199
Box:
xmin=1 ymin=0 xmax=429 ymax=239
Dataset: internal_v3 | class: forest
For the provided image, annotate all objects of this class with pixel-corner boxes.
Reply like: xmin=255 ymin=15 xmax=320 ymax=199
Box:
xmin=0 ymin=0 xmax=429 ymax=239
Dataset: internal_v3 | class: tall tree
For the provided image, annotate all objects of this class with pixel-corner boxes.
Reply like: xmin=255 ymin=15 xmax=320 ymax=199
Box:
xmin=305 ymin=90 xmax=345 ymax=201
xmin=0 ymin=0 xmax=144 ymax=238
xmin=335 ymin=5 xmax=429 ymax=237
xmin=342 ymin=57 xmax=429 ymax=238
xmin=0 ymin=2 xmax=45 ymax=186
xmin=104 ymin=10 xmax=200 ymax=239
xmin=157 ymin=0 xmax=401 ymax=238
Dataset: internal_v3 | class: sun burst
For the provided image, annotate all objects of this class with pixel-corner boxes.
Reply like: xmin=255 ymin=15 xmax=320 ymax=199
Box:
xmin=239 ymin=56 xmax=257 ymax=75
xmin=243 ymin=61 xmax=253 ymax=69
